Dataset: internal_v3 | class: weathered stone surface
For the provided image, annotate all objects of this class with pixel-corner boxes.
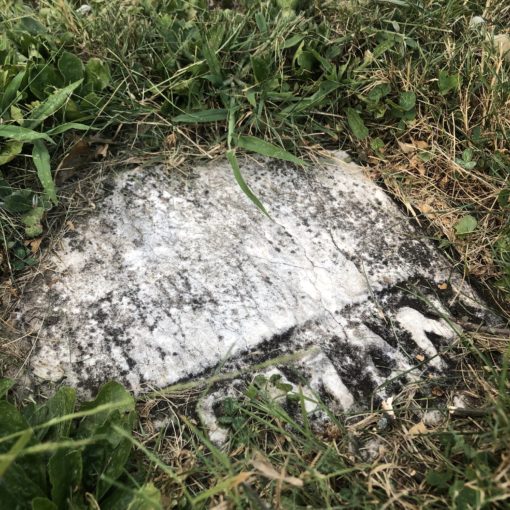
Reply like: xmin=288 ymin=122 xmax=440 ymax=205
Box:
xmin=20 ymin=153 xmax=490 ymax=408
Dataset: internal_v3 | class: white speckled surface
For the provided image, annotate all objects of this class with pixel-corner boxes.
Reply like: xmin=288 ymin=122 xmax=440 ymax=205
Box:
xmin=20 ymin=153 xmax=487 ymax=405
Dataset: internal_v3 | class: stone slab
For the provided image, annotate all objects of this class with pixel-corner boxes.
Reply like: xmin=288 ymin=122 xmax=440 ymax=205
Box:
xmin=19 ymin=153 xmax=490 ymax=407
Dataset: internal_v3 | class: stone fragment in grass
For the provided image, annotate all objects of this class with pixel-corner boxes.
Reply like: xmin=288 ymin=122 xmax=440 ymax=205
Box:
xmin=19 ymin=153 xmax=493 ymax=409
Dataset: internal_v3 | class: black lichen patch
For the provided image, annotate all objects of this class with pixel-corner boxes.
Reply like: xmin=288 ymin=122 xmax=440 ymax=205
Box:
xmin=368 ymin=346 xmax=396 ymax=377
xmin=269 ymin=326 xmax=296 ymax=346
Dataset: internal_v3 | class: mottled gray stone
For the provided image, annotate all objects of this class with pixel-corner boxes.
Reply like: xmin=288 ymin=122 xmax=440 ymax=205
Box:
xmin=19 ymin=153 xmax=490 ymax=408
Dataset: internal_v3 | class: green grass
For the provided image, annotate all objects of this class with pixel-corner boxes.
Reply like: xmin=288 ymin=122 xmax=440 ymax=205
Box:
xmin=1 ymin=331 xmax=509 ymax=508
xmin=0 ymin=0 xmax=509 ymax=301
xmin=148 ymin=342 xmax=510 ymax=509
xmin=0 ymin=0 xmax=510 ymax=508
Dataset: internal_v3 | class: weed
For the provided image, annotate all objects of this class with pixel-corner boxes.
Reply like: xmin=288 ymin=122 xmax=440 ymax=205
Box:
xmin=0 ymin=380 xmax=162 ymax=508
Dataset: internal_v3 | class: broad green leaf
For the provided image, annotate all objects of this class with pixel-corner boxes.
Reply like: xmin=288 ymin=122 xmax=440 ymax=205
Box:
xmin=497 ymin=188 xmax=509 ymax=207
xmin=49 ymin=449 xmax=83 ymax=509
xmin=32 ymin=498 xmax=58 ymax=510
xmin=0 ymin=140 xmax=24 ymax=165
xmin=101 ymin=482 xmax=162 ymax=510
xmin=29 ymin=64 xmax=64 ymax=100
xmin=95 ymin=487 xmax=134 ymax=510
xmin=77 ymin=381 xmax=135 ymax=438
xmin=452 ymin=485 xmax=478 ymax=510
xmin=346 ymin=108 xmax=369 ymax=140
xmin=63 ymin=99 xmax=83 ymax=121
xmin=0 ymin=125 xmax=53 ymax=143
xmin=80 ymin=92 xmax=102 ymax=110
xmin=418 ymin=150 xmax=434 ymax=162
xmin=405 ymin=36 xmax=420 ymax=49
xmin=425 ymin=469 xmax=453 ymax=489
xmin=25 ymin=387 xmax=77 ymax=441
xmin=2 ymin=190 xmax=34 ymax=213
xmin=367 ymin=83 xmax=391 ymax=105
xmin=370 ymin=137 xmax=385 ymax=152
xmin=236 ymin=135 xmax=304 ymax=165
xmin=454 ymin=215 xmax=477 ymax=236
xmin=227 ymin=150 xmax=269 ymax=218
xmin=1 ymin=70 xmax=25 ymax=114
xmin=19 ymin=16 xmax=46 ymax=35
xmin=401 ymin=108 xmax=416 ymax=121
xmin=455 ymin=148 xmax=477 ymax=169
xmin=296 ymin=48 xmax=317 ymax=72
xmin=94 ymin=412 xmax=136 ymax=499
xmin=255 ymin=12 xmax=268 ymax=33
xmin=283 ymin=34 xmax=304 ymax=49
xmin=0 ymin=403 xmax=47 ymax=496
xmin=47 ymin=387 xmax=77 ymax=439
xmin=308 ymin=47 xmax=334 ymax=73
xmin=399 ymin=91 xmax=416 ymax=111
xmin=33 ymin=140 xmax=57 ymax=205
xmin=246 ymin=90 xmax=256 ymax=107
xmin=127 ymin=483 xmax=162 ymax=510
xmin=58 ymin=51 xmax=84 ymax=84
xmin=77 ymin=387 xmax=136 ymax=500
xmin=13 ymin=259 xmax=37 ymax=271
xmin=25 ymin=80 xmax=83 ymax=130
xmin=11 ymin=105 xmax=24 ymax=124
xmin=172 ymin=109 xmax=228 ymax=123
xmin=462 ymin=148 xmax=474 ymax=162
xmin=438 ymin=71 xmax=462 ymax=95
xmin=0 ymin=462 xmax=46 ymax=506
xmin=251 ymin=56 xmax=271 ymax=83
xmin=85 ymin=58 xmax=111 ymax=92
xmin=0 ymin=178 xmax=12 ymax=198
xmin=0 ymin=378 xmax=14 ymax=398
xmin=372 ymin=38 xmax=395 ymax=58
xmin=21 ymin=207 xmax=44 ymax=238
xmin=0 ymin=400 xmax=30 ymax=443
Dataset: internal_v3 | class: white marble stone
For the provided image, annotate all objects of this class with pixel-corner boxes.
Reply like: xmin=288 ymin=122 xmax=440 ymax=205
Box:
xmin=20 ymin=153 xmax=491 ymax=408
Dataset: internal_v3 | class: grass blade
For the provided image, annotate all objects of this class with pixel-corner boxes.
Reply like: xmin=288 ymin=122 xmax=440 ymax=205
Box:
xmin=32 ymin=140 xmax=57 ymax=205
xmin=46 ymin=123 xmax=96 ymax=135
xmin=236 ymin=135 xmax=305 ymax=166
xmin=227 ymin=150 xmax=270 ymax=218
xmin=0 ymin=429 xmax=33 ymax=477
xmin=172 ymin=109 xmax=228 ymax=123
xmin=201 ymin=37 xmax=223 ymax=86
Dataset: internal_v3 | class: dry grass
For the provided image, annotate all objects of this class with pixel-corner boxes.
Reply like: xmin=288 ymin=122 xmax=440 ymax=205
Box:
xmin=128 ymin=329 xmax=509 ymax=509
xmin=375 ymin=150 xmax=507 ymax=305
